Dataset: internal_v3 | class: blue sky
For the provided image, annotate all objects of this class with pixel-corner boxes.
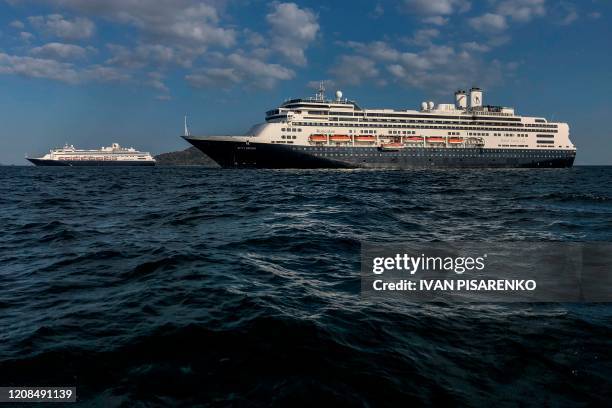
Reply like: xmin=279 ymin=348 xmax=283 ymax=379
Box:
xmin=0 ymin=0 xmax=610 ymax=165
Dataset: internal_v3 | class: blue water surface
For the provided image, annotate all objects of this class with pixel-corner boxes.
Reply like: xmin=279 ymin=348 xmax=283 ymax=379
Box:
xmin=1 ymin=166 xmax=611 ymax=406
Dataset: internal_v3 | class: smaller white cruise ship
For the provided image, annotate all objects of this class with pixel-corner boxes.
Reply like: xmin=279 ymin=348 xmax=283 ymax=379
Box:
xmin=27 ymin=143 xmax=156 ymax=166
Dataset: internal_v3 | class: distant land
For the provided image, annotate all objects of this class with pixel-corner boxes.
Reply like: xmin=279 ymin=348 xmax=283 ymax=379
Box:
xmin=154 ymin=147 xmax=218 ymax=167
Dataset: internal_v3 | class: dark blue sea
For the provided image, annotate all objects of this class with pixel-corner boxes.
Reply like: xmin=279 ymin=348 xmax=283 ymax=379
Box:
xmin=1 ymin=166 xmax=611 ymax=406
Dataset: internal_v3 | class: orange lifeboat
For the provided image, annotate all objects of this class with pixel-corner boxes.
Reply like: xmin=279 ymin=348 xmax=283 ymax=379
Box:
xmin=355 ymin=135 xmax=376 ymax=142
xmin=405 ymin=136 xmax=423 ymax=142
xmin=426 ymin=137 xmax=446 ymax=143
xmin=448 ymin=138 xmax=464 ymax=144
xmin=309 ymin=134 xmax=327 ymax=142
xmin=329 ymin=134 xmax=351 ymax=142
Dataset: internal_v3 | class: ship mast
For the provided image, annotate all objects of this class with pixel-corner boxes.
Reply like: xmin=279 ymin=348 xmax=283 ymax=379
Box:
xmin=184 ymin=115 xmax=190 ymax=137
xmin=315 ymin=81 xmax=326 ymax=101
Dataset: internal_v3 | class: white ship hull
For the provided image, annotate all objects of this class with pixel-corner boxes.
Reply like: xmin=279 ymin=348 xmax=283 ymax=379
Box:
xmin=27 ymin=158 xmax=155 ymax=167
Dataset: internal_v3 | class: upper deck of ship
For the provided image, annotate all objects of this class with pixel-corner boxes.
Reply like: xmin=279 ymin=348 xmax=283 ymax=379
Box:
xmin=49 ymin=143 xmax=149 ymax=155
xmin=266 ymin=85 xmax=554 ymax=125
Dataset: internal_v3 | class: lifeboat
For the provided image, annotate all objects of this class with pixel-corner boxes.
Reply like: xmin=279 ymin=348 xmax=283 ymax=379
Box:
xmin=355 ymin=135 xmax=376 ymax=142
xmin=426 ymin=137 xmax=446 ymax=143
xmin=379 ymin=142 xmax=404 ymax=151
xmin=329 ymin=134 xmax=351 ymax=142
xmin=309 ymin=134 xmax=327 ymax=142
xmin=448 ymin=138 xmax=464 ymax=144
xmin=405 ymin=136 xmax=423 ymax=142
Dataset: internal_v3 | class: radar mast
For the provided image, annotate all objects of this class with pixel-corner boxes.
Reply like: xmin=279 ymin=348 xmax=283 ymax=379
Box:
xmin=315 ymin=81 xmax=326 ymax=101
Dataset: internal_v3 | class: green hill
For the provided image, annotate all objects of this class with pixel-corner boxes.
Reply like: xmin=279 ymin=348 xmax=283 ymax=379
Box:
xmin=155 ymin=147 xmax=219 ymax=167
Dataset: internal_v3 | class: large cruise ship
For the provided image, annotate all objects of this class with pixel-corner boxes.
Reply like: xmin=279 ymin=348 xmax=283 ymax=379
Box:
xmin=27 ymin=143 xmax=155 ymax=166
xmin=184 ymin=85 xmax=576 ymax=168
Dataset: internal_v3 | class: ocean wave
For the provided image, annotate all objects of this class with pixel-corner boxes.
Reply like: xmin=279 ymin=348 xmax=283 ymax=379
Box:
xmin=1 ymin=166 xmax=611 ymax=405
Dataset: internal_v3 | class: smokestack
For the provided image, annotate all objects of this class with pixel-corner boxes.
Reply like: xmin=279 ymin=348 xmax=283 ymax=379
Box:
xmin=455 ymin=90 xmax=467 ymax=109
xmin=469 ymin=87 xmax=482 ymax=109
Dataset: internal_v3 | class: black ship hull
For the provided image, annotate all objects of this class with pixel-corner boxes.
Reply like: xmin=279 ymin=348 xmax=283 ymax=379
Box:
xmin=185 ymin=137 xmax=576 ymax=169
xmin=27 ymin=158 xmax=155 ymax=167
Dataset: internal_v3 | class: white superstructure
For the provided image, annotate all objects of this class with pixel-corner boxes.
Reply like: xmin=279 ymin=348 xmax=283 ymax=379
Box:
xmin=198 ymin=84 xmax=575 ymax=152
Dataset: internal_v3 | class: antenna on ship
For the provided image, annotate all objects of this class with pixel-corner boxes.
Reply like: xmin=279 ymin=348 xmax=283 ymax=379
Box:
xmin=184 ymin=115 xmax=190 ymax=137
xmin=316 ymin=81 xmax=326 ymax=101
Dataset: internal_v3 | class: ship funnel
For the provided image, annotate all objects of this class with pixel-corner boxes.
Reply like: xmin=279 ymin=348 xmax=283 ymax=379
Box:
xmin=469 ymin=87 xmax=482 ymax=108
xmin=455 ymin=90 xmax=467 ymax=109
xmin=421 ymin=102 xmax=427 ymax=111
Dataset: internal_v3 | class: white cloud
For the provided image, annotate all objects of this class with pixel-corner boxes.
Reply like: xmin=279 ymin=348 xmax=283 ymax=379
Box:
xmin=4 ymin=1 xmax=316 ymax=93
xmin=422 ymin=16 xmax=449 ymax=25
xmin=402 ymin=0 xmax=469 ymax=26
xmin=266 ymin=2 xmax=319 ymax=66
xmin=469 ymin=13 xmax=508 ymax=33
xmin=9 ymin=20 xmax=25 ymax=29
xmin=333 ymin=39 xmax=516 ymax=93
xmin=387 ymin=48 xmax=509 ymax=93
xmin=226 ymin=53 xmax=295 ymax=88
xmin=0 ymin=52 xmax=79 ymax=83
xmin=33 ymin=0 xmax=236 ymax=47
xmin=329 ymin=55 xmax=379 ymax=86
xmin=467 ymin=0 xmax=546 ymax=37
xmin=461 ymin=41 xmax=491 ymax=52
xmin=0 ymin=52 xmax=129 ymax=84
xmin=340 ymin=41 xmax=400 ymax=61
xmin=552 ymin=2 xmax=578 ymax=26
xmin=369 ymin=3 xmax=384 ymax=19
xmin=14 ymin=0 xmax=242 ymax=95
xmin=496 ymin=0 xmax=546 ymax=23
xmin=402 ymin=28 xmax=440 ymax=46
xmin=186 ymin=67 xmax=241 ymax=89
xmin=106 ymin=44 xmax=178 ymax=69
xmin=19 ymin=31 xmax=34 ymax=42
xmin=151 ymin=3 xmax=236 ymax=48
xmin=23 ymin=1 xmax=235 ymax=48
xmin=559 ymin=10 xmax=578 ymax=25
xmin=146 ymin=71 xmax=169 ymax=93
xmin=487 ymin=35 xmax=511 ymax=47
xmin=29 ymin=42 xmax=93 ymax=60
xmin=82 ymin=65 xmax=129 ymax=82
xmin=402 ymin=0 xmax=470 ymax=16
xmin=28 ymin=14 xmax=95 ymax=40
xmin=187 ymin=53 xmax=295 ymax=89
xmin=243 ymin=29 xmax=265 ymax=47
